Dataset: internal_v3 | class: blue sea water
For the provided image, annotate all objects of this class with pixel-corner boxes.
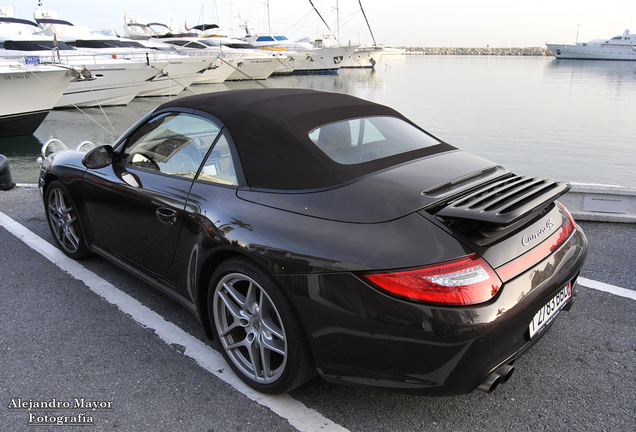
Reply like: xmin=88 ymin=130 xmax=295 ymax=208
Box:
xmin=1 ymin=55 xmax=635 ymax=186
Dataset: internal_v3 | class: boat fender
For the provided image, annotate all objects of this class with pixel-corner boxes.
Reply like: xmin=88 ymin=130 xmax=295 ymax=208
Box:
xmin=0 ymin=154 xmax=16 ymax=191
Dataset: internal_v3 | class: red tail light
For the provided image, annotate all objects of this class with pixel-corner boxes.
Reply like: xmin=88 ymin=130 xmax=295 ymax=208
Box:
xmin=360 ymin=255 xmax=502 ymax=306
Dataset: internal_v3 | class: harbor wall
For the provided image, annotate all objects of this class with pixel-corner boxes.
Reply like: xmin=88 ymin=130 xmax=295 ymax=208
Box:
xmin=402 ymin=47 xmax=552 ymax=56
xmin=560 ymin=183 xmax=636 ymax=223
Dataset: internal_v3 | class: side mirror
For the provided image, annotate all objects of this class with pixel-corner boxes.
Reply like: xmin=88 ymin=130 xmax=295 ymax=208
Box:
xmin=82 ymin=145 xmax=113 ymax=169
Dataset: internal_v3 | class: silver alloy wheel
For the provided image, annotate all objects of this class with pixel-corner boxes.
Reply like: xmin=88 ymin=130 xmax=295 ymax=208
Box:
xmin=47 ymin=187 xmax=80 ymax=254
xmin=213 ymin=272 xmax=288 ymax=384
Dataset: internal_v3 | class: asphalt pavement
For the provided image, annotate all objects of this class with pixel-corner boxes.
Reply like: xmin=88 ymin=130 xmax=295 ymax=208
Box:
xmin=1 ymin=185 xmax=634 ymax=432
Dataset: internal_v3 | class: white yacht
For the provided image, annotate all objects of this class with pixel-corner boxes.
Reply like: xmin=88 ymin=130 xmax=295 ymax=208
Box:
xmin=0 ymin=33 xmax=168 ymax=107
xmin=63 ymin=35 xmax=214 ymax=97
xmin=0 ymin=59 xmax=79 ymax=136
xmin=160 ymin=36 xmax=284 ymax=81
xmin=157 ymin=37 xmax=237 ymax=83
xmin=546 ymin=29 xmax=636 ymax=60
xmin=0 ymin=14 xmax=165 ymax=107
xmin=242 ymin=31 xmax=358 ymax=74
xmin=33 ymin=11 xmax=212 ymax=97
xmin=122 ymin=20 xmax=234 ymax=84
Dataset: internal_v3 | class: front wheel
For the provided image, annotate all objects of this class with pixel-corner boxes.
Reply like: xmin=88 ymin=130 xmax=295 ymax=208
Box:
xmin=45 ymin=180 xmax=91 ymax=259
xmin=208 ymin=257 xmax=314 ymax=394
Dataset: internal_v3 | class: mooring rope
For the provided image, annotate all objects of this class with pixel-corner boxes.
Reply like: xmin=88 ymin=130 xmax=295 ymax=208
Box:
xmin=17 ymin=63 xmax=119 ymax=138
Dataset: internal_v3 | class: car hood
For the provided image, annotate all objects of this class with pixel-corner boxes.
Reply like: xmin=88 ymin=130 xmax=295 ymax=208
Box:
xmin=237 ymin=150 xmax=502 ymax=223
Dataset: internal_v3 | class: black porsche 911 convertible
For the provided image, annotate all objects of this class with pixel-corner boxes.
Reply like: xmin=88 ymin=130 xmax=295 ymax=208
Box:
xmin=39 ymin=88 xmax=587 ymax=395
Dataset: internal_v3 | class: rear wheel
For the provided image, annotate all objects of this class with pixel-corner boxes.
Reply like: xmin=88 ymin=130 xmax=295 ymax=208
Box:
xmin=208 ymin=257 xmax=314 ymax=394
xmin=45 ymin=180 xmax=90 ymax=259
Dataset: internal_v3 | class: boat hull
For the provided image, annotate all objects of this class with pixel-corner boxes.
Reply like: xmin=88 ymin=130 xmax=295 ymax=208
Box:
xmin=546 ymin=43 xmax=636 ymax=60
xmin=192 ymin=59 xmax=235 ymax=84
xmin=137 ymin=56 xmax=213 ymax=97
xmin=56 ymin=61 xmax=167 ymax=108
xmin=225 ymin=55 xmax=284 ymax=80
xmin=0 ymin=110 xmax=50 ymax=137
xmin=0 ymin=64 xmax=75 ymax=136
xmin=290 ymin=45 xmax=358 ymax=74
xmin=341 ymin=47 xmax=383 ymax=68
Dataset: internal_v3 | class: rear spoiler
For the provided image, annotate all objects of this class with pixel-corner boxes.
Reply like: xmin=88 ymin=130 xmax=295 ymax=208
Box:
xmin=422 ymin=166 xmax=571 ymax=225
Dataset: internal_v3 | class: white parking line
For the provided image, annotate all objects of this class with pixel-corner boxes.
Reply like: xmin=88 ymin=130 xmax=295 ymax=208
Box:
xmin=578 ymin=277 xmax=636 ymax=301
xmin=0 ymin=211 xmax=349 ymax=432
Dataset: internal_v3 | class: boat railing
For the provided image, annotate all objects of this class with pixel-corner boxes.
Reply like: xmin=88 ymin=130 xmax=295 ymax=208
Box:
xmin=1 ymin=48 xmax=216 ymax=67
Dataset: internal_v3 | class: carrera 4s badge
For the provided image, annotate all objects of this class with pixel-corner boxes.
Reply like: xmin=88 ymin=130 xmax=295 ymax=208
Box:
xmin=522 ymin=218 xmax=556 ymax=246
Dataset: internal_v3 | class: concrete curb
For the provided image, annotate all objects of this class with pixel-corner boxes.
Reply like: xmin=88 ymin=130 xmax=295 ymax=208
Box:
xmin=560 ymin=183 xmax=636 ymax=223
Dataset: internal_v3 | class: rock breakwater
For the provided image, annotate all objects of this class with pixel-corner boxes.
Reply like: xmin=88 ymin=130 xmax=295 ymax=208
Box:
xmin=404 ymin=47 xmax=552 ymax=56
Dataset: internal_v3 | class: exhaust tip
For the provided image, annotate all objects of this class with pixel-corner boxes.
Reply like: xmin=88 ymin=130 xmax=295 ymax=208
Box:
xmin=476 ymin=373 xmax=501 ymax=393
xmin=477 ymin=363 xmax=515 ymax=393
xmin=496 ymin=364 xmax=515 ymax=384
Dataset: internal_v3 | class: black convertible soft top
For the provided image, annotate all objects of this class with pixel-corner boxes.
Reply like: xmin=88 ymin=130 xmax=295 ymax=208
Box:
xmin=158 ymin=89 xmax=454 ymax=190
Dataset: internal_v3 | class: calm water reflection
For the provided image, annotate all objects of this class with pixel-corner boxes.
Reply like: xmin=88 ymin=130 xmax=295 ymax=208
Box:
xmin=2 ymin=55 xmax=634 ymax=186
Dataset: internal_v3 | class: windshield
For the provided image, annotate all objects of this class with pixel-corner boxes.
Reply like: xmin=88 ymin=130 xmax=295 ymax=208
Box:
xmin=2 ymin=40 xmax=75 ymax=51
xmin=309 ymin=116 xmax=441 ymax=165
xmin=73 ymin=39 xmax=132 ymax=49
xmin=196 ymin=39 xmax=221 ymax=48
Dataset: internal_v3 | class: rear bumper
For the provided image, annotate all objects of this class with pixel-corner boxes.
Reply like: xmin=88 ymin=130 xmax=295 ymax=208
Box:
xmin=287 ymin=226 xmax=587 ymax=395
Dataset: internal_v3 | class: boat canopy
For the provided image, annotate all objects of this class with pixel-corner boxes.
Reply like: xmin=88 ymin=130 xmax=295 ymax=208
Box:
xmin=35 ymin=18 xmax=74 ymax=26
xmin=191 ymin=24 xmax=219 ymax=31
xmin=0 ymin=17 xmax=38 ymax=27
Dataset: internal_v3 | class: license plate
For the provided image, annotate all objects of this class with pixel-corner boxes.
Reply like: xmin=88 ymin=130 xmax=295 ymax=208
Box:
xmin=25 ymin=56 xmax=41 ymax=66
xmin=528 ymin=282 xmax=571 ymax=340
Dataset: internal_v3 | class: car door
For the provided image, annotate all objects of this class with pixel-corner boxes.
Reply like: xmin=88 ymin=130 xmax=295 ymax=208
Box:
xmin=82 ymin=111 xmax=222 ymax=275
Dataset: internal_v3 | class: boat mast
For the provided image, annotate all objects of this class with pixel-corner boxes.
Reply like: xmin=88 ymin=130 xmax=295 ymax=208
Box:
xmin=358 ymin=0 xmax=377 ymax=46
xmin=336 ymin=0 xmax=340 ymax=44
xmin=213 ymin=0 xmax=219 ymax=26
xmin=307 ymin=0 xmax=335 ymax=39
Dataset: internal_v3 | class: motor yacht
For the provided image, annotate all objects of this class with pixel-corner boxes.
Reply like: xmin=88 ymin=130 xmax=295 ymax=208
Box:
xmin=0 ymin=13 xmax=164 ymax=107
xmin=242 ymin=31 xmax=358 ymax=74
xmin=1 ymin=32 xmax=168 ymax=107
xmin=546 ymin=29 xmax=636 ymax=60
xmin=160 ymin=36 xmax=284 ymax=81
xmin=34 ymin=10 xmax=212 ymax=97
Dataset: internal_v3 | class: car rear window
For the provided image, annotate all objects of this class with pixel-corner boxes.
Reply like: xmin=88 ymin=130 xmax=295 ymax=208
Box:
xmin=309 ymin=116 xmax=441 ymax=165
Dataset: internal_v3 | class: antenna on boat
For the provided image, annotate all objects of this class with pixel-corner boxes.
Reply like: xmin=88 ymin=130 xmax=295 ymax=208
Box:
xmin=576 ymin=24 xmax=580 ymax=43
xmin=334 ymin=0 xmax=340 ymax=45
xmin=265 ymin=0 xmax=272 ymax=34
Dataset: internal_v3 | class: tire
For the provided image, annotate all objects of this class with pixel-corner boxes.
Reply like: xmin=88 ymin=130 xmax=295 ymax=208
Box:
xmin=208 ymin=257 xmax=315 ymax=394
xmin=45 ymin=180 xmax=91 ymax=259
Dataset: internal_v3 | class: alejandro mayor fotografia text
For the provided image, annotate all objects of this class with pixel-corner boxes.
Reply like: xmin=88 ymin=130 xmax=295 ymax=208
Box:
xmin=7 ymin=397 xmax=114 ymax=426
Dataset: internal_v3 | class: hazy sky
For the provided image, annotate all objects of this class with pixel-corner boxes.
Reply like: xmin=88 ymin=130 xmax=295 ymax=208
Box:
xmin=9 ymin=0 xmax=636 ymax=47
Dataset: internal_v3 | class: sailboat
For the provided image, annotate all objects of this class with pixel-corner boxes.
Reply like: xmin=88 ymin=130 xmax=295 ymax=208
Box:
xmin=341 ymin=0 xmax=384 ymax=68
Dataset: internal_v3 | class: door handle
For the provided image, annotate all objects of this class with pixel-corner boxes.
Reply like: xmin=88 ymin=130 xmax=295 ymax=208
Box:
xmin=156 ymin=207 xmax=178 ymax=226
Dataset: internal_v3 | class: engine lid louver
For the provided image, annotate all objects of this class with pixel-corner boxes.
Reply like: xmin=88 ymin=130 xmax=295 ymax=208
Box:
xmin=426 ymin=174 xmax=571 ymax=225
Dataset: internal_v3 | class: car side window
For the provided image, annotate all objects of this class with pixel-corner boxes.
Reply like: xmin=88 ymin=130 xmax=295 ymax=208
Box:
xmin=121 ymin=112 xmax=221 ymax=179
xmin=196 ymin=131 xmax=238 ymax=186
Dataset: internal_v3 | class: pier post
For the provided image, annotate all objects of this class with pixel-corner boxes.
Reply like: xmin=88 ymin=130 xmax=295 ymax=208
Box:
xmin=0 ymin=154 xmax=16 ymax=190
